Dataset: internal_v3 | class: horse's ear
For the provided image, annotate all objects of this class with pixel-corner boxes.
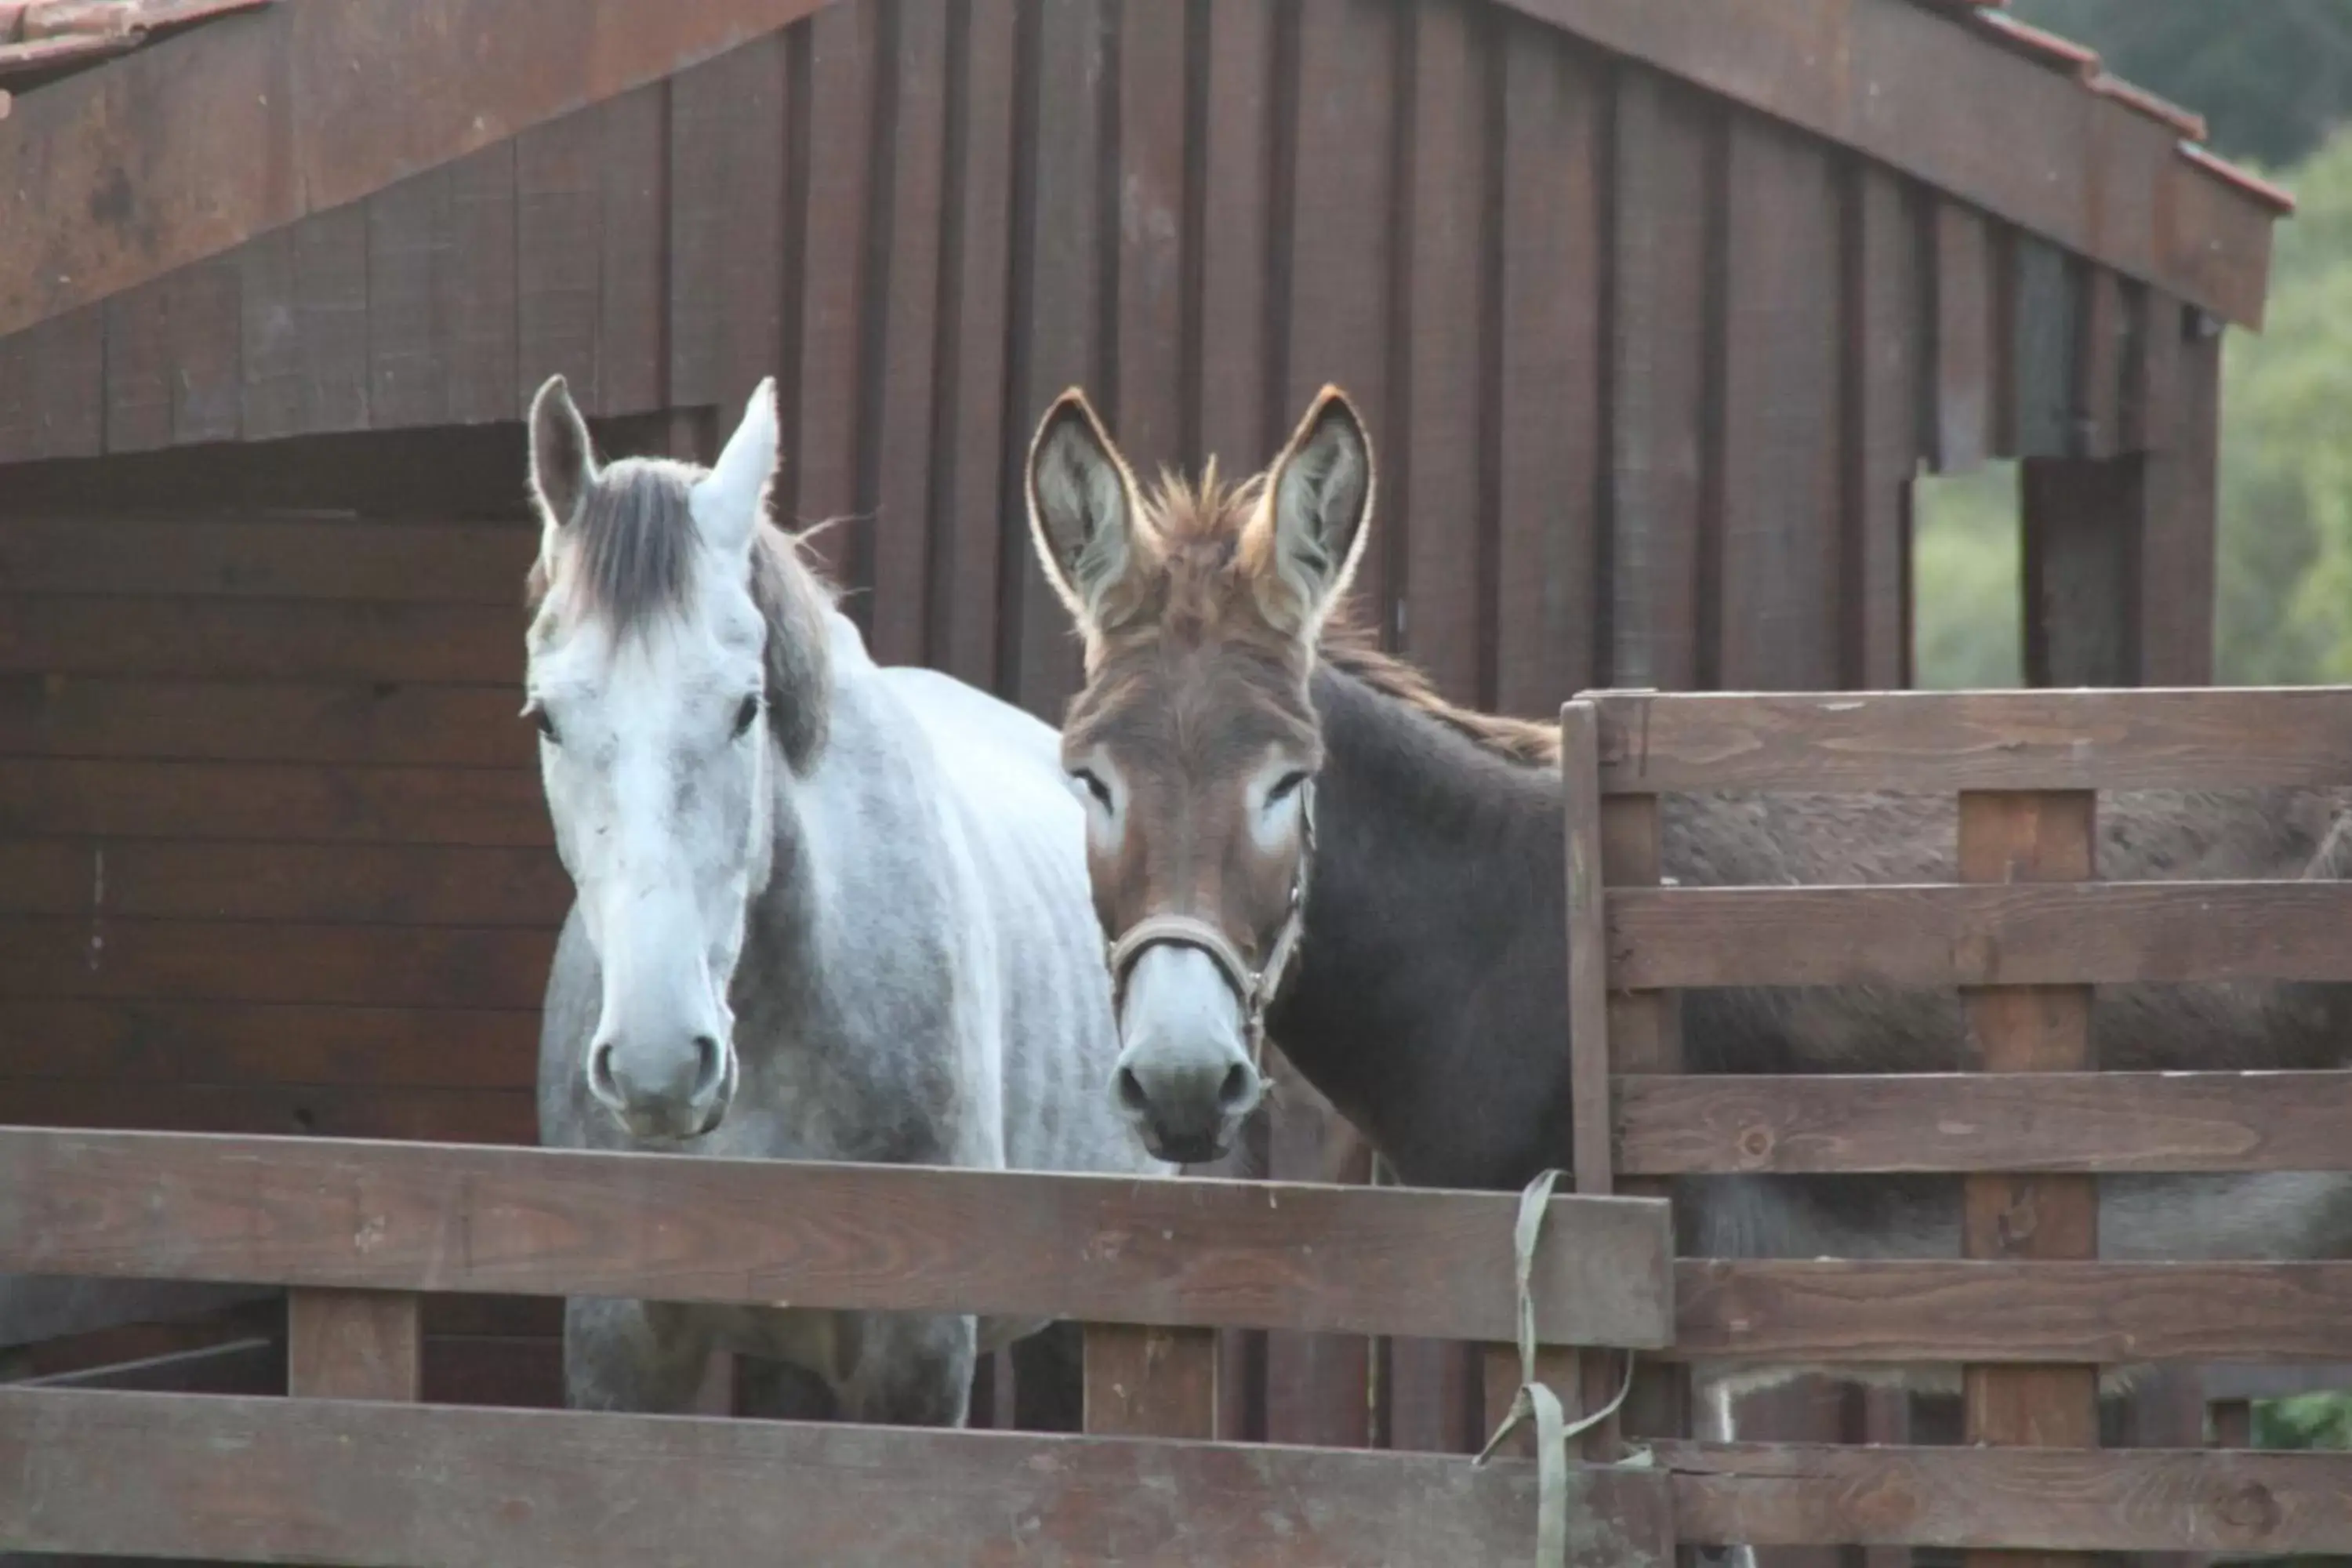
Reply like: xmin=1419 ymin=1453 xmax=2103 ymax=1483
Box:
xmin=692 ymin=378 xmax=779 ymax=558
xmin=1243 ymin=386 xmax=1374 ymax=640
xmin=528 ymin=374 xmax=597 ymax=546
xmin=1025 ymin=388 xmax=1149 ymax=635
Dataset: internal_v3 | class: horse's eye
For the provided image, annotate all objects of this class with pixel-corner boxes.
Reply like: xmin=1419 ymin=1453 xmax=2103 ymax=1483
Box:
xmin=1071 ymin=768 xmax=1113 ymax=809
xmin=528 ymin=704 xmax=559 ymax=745
xmin=731 ymin=694 xmax=763 ymax=739
xmin=1268 ymin=771 xmax=1311 ymax=804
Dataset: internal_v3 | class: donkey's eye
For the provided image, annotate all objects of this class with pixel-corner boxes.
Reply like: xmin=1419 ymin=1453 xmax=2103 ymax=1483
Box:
xmin=526 ymin=704 xmax=560 ymax=745
xmin=1268 ymin=771 xmax=1311 ymax=804
xmin=731 ymin=694 xmax=763 ymax=739
xmin=1070 ymin=768 xmax=1113 ymax=809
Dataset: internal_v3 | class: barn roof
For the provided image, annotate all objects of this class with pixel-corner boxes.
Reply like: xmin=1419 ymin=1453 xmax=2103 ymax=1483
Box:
xmin=0 ymin=0 xmax=2297 ymax=341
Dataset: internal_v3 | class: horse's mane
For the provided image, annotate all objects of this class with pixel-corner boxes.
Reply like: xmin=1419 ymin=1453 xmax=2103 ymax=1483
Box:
xmin=1316 ymin=611 xmax=1563 ymax=769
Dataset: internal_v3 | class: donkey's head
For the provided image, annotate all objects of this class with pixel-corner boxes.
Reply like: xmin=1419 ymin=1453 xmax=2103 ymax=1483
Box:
xmin=524 ymin=375 xmax=832 ymax=1142
xmin=1025 ymin=387 xmax=1374 ymax=1163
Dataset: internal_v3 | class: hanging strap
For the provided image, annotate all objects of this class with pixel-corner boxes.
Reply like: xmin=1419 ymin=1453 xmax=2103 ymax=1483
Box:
xmin=1473 ymin=1168 xmax=1639 ymax=1568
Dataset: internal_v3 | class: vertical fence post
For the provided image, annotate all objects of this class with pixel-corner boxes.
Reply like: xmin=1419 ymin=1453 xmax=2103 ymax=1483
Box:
xmin=1082 ymin=1324 xmax=1219 ymax=1439
xmin=286 ymin=1288 xmax=422 ymax=1403
xmin=1958 ymin=789 xmax=2099 ymax=1568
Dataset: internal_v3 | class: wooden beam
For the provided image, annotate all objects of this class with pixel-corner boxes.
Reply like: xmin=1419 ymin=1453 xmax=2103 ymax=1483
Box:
xmin=0 ymin=1386 xmax=1679 ymax=1568
xmin=287 ymin=1289 xmax=420 ymax=1403
xmin=0 ymin=0 xmax=836 ymax=339
xmin=1489 ymin=0 xmax=2277 ymax=328
xmin=0 ymin=1127 xmax=1675 ymax=1348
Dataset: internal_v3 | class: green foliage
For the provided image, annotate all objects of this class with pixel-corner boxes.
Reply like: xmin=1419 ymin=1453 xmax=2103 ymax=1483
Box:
xmin=1911 ymin=465 xmax=2020 ymax=691
xmin=2258 ymin=1390 xmax=2352 ymax=1450
xmin=2013 ymin=0 xmax=2352 ymax=167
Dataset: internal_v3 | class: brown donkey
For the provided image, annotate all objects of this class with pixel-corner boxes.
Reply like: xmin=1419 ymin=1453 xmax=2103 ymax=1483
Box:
xmin=1023 ymin=381 xmax=2352 ymax=1327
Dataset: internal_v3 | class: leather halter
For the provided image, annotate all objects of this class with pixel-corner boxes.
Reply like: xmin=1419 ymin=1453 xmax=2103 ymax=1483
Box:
xmin=1103 ymin=782 xmax=1316 ymax=1068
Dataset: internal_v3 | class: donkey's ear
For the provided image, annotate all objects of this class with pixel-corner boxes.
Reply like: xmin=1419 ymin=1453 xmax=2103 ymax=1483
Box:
xmin=1246 ymin=386 xmax=1374 ymax=638
xmin=691 ymin=377 xmax=780 ymax=557
xmin=528 ymin=374 xmax=597 ymax=539
xmin=1025 ymin=389 xmax=1150 ymax=633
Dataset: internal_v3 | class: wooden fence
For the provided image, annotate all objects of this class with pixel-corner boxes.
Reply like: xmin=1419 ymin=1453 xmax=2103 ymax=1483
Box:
xmin=7 ymin=684 xmax=2352 ymax=1562
xmin=1564 ymin=684 xmax=2352 ymax=1559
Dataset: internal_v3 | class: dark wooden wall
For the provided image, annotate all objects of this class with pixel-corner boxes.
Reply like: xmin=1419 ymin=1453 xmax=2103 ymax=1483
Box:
xmin=0 ymin=0 xmax=2226 ymax=1486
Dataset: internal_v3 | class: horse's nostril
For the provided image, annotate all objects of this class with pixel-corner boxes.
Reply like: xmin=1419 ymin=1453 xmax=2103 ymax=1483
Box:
xmin=691 ymin=1035 xmax=725 ymax=1102
xmin=1218 ymin=1063 xmax=1254 ymax=1109
xmin=588 ymin=1040 xmax=621 ymax=1105
xmin=1114 ymin=1066 xmax=1150 ymax=1113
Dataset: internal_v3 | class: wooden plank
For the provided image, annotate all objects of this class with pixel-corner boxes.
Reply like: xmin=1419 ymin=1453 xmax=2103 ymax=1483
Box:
xmin=0 ymin=596 xmax=521 ymax=684
xmin=1263 ymin=1072 xmax=1375 ymax=1446
xmin=2022 ymin=455 xmax=2144 ymax=688
xmin=0 ymin=1081 xmax=538 ymax=1145
xmin=664 ymin=36 xmax=789 ymax=416
xmin=2006 ymin=235 xmax=2078 ymax=460
xmin=514 ymin=104 xmax=605 ymax=405
xmin=2119 ymin=284 xmax=2177 ymax=457
xmin=1845 ymin=165 xmax=1922 ymax=691
xmin=791 ymin=0 xmax=879 ymax=585
xmin=0 ymin=1127 xmax=1675 ymax=1347
xmin=0 ymin=918 xmax=555 ymax=1008
xmin=1011 ymin=0 xmax=1110 ymax=719
xmin=103 ymin=278 xmax=174 ymax=453
xmin=0 ymin=514 xmax=535 ymax=604
xmin=1287 ymin=0 xmax=1399 ymax=643
xmin=438 ymin=143 xmax=520 ymax=426
xmin=0 ymin=327 xmax=34 ymax=466
xmin=1659 ymin=1441 xmax=2352 ymax=1554
xmin=0 ymin=1000 xmax=538 ymax=1090
xmin=290 ymin=204 xmax=372 ymax=434
xmin=1193 ymin=0 xmax=1276 ymax=477
xmin=1112 ymin=0 xmax=1189 ymax=477
xmin=934 ymin=0 xmax=1017 ymax=692
xmin=26 ymin=307 xmax=107 ymax=461
xmin=1672 ymin=1259 xmax=2352 ymax=1364
xmin=1716 ymin=114 xmax=1841 ymax=691
xmin=1958 ymin=788 xmax=2099 ymax=1568
xmin=2141 ymin=316 xmax=2220 ymax=688
xmin=1604 ymin=66 xmax=1709 ymax=692
xmin=1932 ymin=200 xmax=1993 ymax=474
xmin=0 ymin=841 xmax=567 ymax=927
xmin=1588 ymin=688 xmax=2352 ymax=793
xmin=870 ymin=0 xmax=949 ymax=667
xmin=165 ymin=254 xmax=242 ymax=445
xmin=367 ymin=167 xmax=452 ymax=430
xmin=0 ymin=1385 xmax=1675 ymax=1568
xmin=1082 ymin=1323 xmax=1218 ymax=1438
xmin=593 ymin=84 xmax=669 ymax=417
xmin=0 ymin=677 xmax=531 ymax=769
xmin=1606 ymin=880 xmax=2352 ymax=989
xmin=1617 ymin=1071 xmax=2352 ymax=1175
xmin=288 ymin=1289 xmax=421 ymax=1402
xmin=0 ymin=0 xmax=842 ymax=343
xmin=1398 ymin=0 xmax=1489 ymax=706
xmin=0 ymin=1278 xmax=274 ymax=1355
xmin=0 ymin=760 xmax=552 ymax=848
xmin=2074 ymin=267 xmax=2124 ymax=461
xmin=236 ymin=228 xmax=305 ymax=441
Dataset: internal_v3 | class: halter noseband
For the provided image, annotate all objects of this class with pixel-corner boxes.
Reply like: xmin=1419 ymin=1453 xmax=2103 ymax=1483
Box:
xmin=1103 ymin=782 xmax=1316 ymax=1068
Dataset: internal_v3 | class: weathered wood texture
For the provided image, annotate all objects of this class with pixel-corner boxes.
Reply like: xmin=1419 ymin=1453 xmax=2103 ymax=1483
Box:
xmin=1592 ymin=687 xmax=2352 ymax=793
xmin=1617 ymin=1072 xmax=2352 ymax=1175
xmin=0 ymin=1386 xmax=1678 ymax=1568
xmin=0 ymin=1127 xmax=1674 ymax=1347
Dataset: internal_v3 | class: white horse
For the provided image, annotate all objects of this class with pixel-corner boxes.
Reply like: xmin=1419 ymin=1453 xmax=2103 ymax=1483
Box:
xmin=525 ymin=375 xmax=1167 ymax=1424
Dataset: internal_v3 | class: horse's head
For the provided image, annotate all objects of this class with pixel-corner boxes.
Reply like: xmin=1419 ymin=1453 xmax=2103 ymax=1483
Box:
xmin=1024 ymin=387 xmax=1374 ymax=1163
xmin=524 ymin=375 xmax=831 ymax=1142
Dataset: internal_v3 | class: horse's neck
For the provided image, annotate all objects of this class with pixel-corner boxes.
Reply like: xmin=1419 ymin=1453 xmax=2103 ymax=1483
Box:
xmin=1269 ymin=665 xmax=1572 ymax=1190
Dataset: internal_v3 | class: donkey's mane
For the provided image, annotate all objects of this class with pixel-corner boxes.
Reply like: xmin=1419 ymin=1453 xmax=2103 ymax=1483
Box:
xmin=526 ymin=456 xmax=840 ymax=771
xmin=1141 ymin=466 xmax=1563 ymax=771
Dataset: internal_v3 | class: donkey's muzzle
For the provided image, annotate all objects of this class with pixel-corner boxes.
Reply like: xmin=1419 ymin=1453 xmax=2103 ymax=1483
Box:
xmin=1111 ymin=945 xmax=1265 ymax=1163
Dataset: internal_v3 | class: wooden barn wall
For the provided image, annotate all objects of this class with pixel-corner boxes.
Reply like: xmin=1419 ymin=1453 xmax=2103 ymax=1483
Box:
xmin=0 ymin=0 xmax=2212 ymax=1475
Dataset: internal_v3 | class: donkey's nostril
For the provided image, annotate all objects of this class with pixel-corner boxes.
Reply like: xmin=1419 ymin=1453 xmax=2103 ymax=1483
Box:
xmin=1114 ymin=1066 xmax=1150 ymax=1113
xmin=587 ymin=1040 xmax=621 ymax=1106
xmin=1218 ymin=1062 xmax=1254 ymax=1110
xmin=690 ymin=1035 xmax=725 ymax=1102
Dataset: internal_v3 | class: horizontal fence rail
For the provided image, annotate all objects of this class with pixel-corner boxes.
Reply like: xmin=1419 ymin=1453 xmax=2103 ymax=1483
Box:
xmin=0 ymin=1386 xmax=1674 ymax=1568
xmin=1617 ymin=1071 xmax=2352 ymax=1174
xmin=1673 ymin=1259 xmax=2352 ymax=1363
xmin=0 ymin=1127 xmax=1674 ymax=1348
xmin=1608 ymin=881 xmax=2352 ymax=988
xmin=1589 ymin=687 xmax=2352 ymax=793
